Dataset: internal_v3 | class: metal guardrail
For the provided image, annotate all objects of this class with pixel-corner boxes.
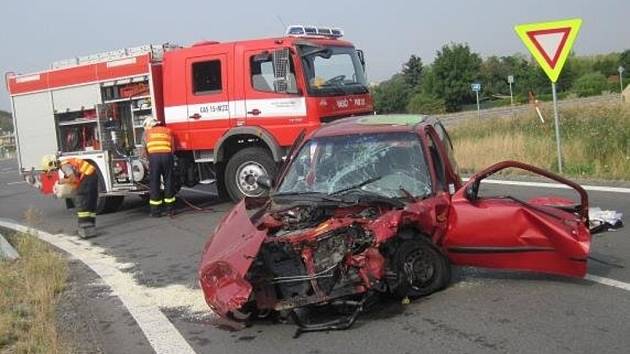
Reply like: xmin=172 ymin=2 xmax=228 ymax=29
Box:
xmin=0 ymin=233 xmax=20 ymax=260
xmin=437 ymin=93 xmax=623 ymax=126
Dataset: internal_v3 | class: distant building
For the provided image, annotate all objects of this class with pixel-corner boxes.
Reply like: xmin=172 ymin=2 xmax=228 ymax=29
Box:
xmin=0 ymin=133 xmax=15 ymax=148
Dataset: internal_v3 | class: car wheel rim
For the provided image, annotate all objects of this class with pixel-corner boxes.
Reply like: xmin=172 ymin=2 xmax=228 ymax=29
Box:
xmin=236 ymin=161 xmax=267 ymax=197
xmin=403 ymin=248 xmax=435 ymax=291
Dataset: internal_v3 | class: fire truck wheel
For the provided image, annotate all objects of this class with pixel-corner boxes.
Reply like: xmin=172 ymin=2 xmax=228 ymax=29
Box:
xmin=94 ymin=169 xmax=124 ymax=214
xmin=225 ymin=147 xmax=277 ymax=201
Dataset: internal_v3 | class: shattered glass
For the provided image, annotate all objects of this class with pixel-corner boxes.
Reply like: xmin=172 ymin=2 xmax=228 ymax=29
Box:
xmin=277 ymin=132 xmax=432 ymax=198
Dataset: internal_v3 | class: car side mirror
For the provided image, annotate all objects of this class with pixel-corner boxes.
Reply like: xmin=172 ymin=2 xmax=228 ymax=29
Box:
xmin=257 ymin=175 xmax=273 ymax=190
xmin=465 ymin=180 xmax=479 ymax=201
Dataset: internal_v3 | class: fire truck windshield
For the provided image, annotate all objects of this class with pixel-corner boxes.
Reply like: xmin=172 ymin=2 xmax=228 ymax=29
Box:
xmin=299 ymin=45 xmax=368 ymax=96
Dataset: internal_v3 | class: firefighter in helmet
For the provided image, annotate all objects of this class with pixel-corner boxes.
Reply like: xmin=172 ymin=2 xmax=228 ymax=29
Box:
xmin=42 ymin=154 xmax=98 ymax=238
xmin=143 ymin=117 xmax=176 ymax=217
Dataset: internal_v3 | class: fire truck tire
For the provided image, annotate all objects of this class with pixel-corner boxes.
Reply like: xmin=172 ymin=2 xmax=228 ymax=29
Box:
xmin=214 ymin=163 xmax=230 ymax=201
xmin=224 ymin=147 xmax=277 ymax=201
xmin=94 ymin=169 xmax=124 ymax=214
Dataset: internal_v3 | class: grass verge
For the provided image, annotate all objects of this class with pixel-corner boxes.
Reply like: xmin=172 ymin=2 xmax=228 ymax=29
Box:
xmin=0 ymin=231 xmax=68 ymax=353
xmin=448 ymin=101 xmax=630 ymax=180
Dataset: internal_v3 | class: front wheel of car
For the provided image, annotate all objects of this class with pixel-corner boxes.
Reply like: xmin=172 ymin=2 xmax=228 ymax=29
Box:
xmin=391 ymin=238 xmax=451 ymax=298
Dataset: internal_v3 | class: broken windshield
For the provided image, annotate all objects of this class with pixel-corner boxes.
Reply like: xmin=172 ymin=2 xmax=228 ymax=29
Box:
xmin=276 ymin=132 xmax=433 ymax=199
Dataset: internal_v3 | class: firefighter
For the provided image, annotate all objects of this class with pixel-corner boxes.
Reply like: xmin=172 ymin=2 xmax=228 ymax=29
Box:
xmin=42 ymin=154 xmax=98 ymax=238
xmin=143 ymin=117 xmax=176 ymax=217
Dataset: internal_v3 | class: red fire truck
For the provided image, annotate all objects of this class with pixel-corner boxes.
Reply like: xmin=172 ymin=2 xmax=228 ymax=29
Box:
xmin=5 ymin=26 xmax=374 ymax=210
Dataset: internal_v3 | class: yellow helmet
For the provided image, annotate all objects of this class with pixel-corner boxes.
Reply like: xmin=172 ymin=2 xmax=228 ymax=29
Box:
xmin=41 ymin=154 xmax=59 ymax=171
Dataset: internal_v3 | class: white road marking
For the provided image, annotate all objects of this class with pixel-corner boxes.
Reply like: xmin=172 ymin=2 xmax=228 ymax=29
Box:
xmin=463 ymin=178 xmax=630 ymax=194
xmin=7 ymin=181 xmax=26 ymax=185
xmin=0 ymin=219 xmax=202 ymax=354
xmin=585 ymin=274 xmax=630 ymax=292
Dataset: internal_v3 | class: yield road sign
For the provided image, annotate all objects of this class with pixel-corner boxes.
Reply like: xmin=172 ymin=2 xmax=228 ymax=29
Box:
xmin=515 ymin=18 xmax=582 ymax=83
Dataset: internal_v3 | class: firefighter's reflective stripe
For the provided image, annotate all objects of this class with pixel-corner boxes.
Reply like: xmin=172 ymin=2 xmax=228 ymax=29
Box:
xmin=164 ymin=197 xmax=176 ymax=204
xmin=149 ymin=199 xmax=163 ymax=206
xmin=146 ymin=142 xmax=173 ymax=153
xmin=146 ymin=126 xmax=173 ymax=154
xmin=77 ymin=211 xmax=92 ymax=217
xmin=63 ymin=158 xmax=96 ymax=179
xmin=78 ymin=160 xmax=96 ymax=176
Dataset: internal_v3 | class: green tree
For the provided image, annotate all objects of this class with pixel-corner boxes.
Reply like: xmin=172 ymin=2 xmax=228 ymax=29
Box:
xmin=431 ymin=43 xmax=482 ymax=111
xmin=401 ymin=55 xmax=423 ymax=88
xmin=619 ymin=49 xmax=630 ymax=74
xmin=372 ymin=74 xmax=412 ymax=113
xmin=0 ymin=110 xmax=13 ymax=133
xmin=572 ymin=72 xmax=608 ymax=97
xmin=406 ymin=93 xmax=446 ymax=114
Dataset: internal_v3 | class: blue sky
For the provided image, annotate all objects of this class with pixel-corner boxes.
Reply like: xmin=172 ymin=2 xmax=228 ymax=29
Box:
xmin=2 ymin=0 xmax=629 ymax=110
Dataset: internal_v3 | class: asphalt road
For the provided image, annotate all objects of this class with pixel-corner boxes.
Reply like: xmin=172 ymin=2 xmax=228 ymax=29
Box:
xmin=1 ymin=157 xmax=629 ymax=354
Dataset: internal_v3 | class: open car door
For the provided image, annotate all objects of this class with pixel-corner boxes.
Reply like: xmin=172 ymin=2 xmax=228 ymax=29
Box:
xmin=443 ymin=161 xmax=591 ymax=277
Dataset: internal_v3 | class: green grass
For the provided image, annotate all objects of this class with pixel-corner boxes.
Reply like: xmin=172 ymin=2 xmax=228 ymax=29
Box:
xmin=448 ymin=102 xmax=630 ymax=180
xmin=0 ymin=231 xmax=68 ymax=353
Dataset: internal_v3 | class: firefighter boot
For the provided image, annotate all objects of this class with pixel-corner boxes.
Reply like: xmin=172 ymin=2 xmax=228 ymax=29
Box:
xmin=78 ymin=226 xmax=97 ymax=239
xmin=150 ymin=206 xmax=163 ymax=218
xmin=164 ymin=197 xmax=176 ymax=217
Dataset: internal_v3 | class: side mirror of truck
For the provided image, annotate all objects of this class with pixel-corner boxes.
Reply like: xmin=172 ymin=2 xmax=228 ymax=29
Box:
xmin=272 ymin=48 xmax=290 ymax=93
xmin=357 ymin=49 xmax=366 ymax=72
xmin=257 ymin=175 xmax=273 ymax=190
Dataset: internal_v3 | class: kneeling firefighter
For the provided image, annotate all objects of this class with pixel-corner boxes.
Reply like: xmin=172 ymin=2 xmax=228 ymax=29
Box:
xmin=143 ymin=117 xmax=176 ymax=217
xmin=43 ymin=155 xmax=99 ymax=238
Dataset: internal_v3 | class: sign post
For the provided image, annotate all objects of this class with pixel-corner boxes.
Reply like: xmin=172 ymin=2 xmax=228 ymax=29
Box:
xmin=507 ymin=75 xmax=515 ymax=106
xmin=515 ymin=18 xmax=582 ymax=174
xmin=619 ymin=66 xmax=625 ymax=102
xmin=471 ymin=83 xmax=481 ymax=118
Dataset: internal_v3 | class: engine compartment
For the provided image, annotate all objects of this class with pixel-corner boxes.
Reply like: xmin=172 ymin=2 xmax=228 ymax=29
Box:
xmin=249 ymin=204 xmax=388 ymax=311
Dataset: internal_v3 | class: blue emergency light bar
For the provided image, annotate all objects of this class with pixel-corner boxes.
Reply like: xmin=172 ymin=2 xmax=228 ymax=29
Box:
xmin=286 ymin=25 xmax=344 ymax=38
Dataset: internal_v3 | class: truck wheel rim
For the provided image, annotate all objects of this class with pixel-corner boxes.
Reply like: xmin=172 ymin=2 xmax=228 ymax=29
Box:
xmin=236 ymin=161 xmax=267 ymax=197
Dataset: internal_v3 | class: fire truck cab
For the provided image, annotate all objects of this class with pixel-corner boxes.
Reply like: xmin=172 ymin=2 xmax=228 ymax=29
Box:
xmin=5 ymin=26 xmax=374 ymax=210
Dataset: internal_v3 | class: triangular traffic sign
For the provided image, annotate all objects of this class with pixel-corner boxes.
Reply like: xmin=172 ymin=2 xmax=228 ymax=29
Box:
xmin=515 ymin=18 xmax=582 ymax=82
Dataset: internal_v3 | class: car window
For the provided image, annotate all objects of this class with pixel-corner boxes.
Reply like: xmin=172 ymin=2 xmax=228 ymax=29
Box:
xmin=250 ymin=54 xmax=298 ymax=94
xmin=433 ymin=122 xmax=459 ymax=175
xmin=427 ymin=133 xmax=446 ymax=191
xmin=193 ymin=60 xmax=222 ymax=95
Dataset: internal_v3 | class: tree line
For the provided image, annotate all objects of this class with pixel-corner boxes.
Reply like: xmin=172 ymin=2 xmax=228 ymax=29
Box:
xmin=372 ymin=43 xmax=630 ymax=114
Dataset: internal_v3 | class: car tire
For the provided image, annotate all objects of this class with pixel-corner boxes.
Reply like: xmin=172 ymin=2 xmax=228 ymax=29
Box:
xmin=224 ymin=147 xmax=277 ymax=201
xmin=391 ymin=237 xmax=451 ymax=298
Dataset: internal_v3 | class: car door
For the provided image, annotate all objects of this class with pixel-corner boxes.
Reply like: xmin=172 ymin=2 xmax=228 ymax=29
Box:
xmin=443 ymin=161 xmax=591 ymax=277
xmin=185 ymin=53 xmax=230 ymax=150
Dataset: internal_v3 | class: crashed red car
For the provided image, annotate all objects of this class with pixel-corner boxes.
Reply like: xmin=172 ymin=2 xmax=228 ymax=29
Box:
xmin=198 ymin=115 xmax=591 ymax=334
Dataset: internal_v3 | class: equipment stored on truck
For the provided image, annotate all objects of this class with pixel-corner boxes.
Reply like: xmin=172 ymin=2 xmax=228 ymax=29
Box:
xmin=5 ymin=25 xmax=373 ymax=212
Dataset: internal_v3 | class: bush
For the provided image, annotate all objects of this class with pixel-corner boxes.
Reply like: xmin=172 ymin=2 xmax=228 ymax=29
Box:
xmin=572 ymin=72 xmax=608 ymax=97
xmin=406 ymin=94 xmax=446 ymax=114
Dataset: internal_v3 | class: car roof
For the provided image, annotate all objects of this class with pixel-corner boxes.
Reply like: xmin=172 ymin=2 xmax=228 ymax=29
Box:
xmin=311 ymin=114 xmax=437 ymax=138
